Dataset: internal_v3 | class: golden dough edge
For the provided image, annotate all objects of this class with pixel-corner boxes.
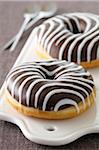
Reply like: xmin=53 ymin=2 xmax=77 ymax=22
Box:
xmin=5 ymin=88 xmax=96 ymax=120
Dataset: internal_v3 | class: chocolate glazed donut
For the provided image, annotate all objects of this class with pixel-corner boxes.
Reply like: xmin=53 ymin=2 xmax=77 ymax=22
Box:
xmin=34 ymin=13 xmax=99 ymax=68
xmin=5 ymin=60 xmax=96 ymax=119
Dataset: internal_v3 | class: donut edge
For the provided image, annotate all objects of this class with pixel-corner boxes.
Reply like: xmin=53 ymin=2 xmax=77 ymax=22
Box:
xmin=5 ymin=88 xmax=96 ymax=120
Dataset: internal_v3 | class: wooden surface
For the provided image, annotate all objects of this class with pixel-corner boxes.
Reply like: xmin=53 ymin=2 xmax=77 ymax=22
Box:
xmin=0 ymin=1 xmax=99 ymax=150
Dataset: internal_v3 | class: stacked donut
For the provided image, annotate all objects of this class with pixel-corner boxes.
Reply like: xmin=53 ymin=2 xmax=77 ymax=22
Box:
xmin=34 ymin=13 xmax=99 ymax=68
xmin=5 ymin=12 xmax=98 ymax=119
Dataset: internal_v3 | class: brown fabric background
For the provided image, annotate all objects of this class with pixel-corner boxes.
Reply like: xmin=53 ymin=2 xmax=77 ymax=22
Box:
xmin=0 ymin=1 xmax=99 ymax=150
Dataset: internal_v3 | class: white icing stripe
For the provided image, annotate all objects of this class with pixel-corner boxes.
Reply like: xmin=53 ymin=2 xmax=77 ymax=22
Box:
xmin=80 ymin=16 xmax=91 ymax=32
xmin=6 ymin=71 xmax=41 ymax=88
xmin=57 ymin=78 xmax=93 ymax=92
xmin=57 ymin=15 xmax=73 ymax=31
xmin=47 ymin=30 xmax=70 ymax=51
xmin=51 ymin=62 xmax=74 ymax=73
xmin=35 ymin=82 xmax=89 ymax=108
xmin=23 ymin=60 xmax=66 ymax=66
xmin=40 ymin=21 xmax=55 ymax=47
xmin=77 ymin=31 xmax=99 ymax=63
xmin=38 ymin=25 xmax=46 ymax=43
xmin=67 ymin=28 xmax=99 ymax=62
xmin=59 ymin=76 xmax=94 ymax=85
xmin=54 ymin=99 xmax=80 ymax=113
xmin=7 ymin=70 xmax=41 ymax=81
xmin=59 ymin=34 xmax=80 ymax=60
xmin=11 ymin=72 xmax=36 ymax=97
xmin=87 ymin=36 xmax=99 ymax=62
xmin=18 ymin=76 xmax=40 ymax=104
xmin=55 ymin=65 xmax=82 ymax=78
xmin=56 ymin=32 xmax=72 ymax=46
xmin=68 ymin=15 xmax=81 ymax=32
xmin=17 ymin=61 xmax=65 ymax=68
xmin=11 ymin=65 xmax=47 ymax=76
xmin=56 ymin=72 xmax=90 ymax=77
xmin=7 ymin=67 xmax=45 ymax=79
xmin=57 ymin=78 xmax=95 ymax=101
xmin=67 ymin=14 xmax=92 ymax=32
xmin=66 ymin=15 xmax=99 ymax=62
xmin=44 ymin=20 xmax=64 ymax=53
xmin=26 ymin=79 xmax=46 ymax=106
xmin=42 ymin=89 xmax=86 ymax=111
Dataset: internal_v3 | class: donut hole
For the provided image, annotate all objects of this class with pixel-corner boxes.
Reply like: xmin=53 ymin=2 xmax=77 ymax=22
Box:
xmin=64 ymin=17 xmax=87 ymax=34
xmin=46 ymin=74 xmax=55 ymax=80
xmin=79 ymin=19 xmax=87 ymax=33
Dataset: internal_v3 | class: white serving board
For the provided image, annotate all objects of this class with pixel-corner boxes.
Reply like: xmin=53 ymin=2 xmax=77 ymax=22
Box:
xmin=0 ymin=29 xmax=99 ymax=146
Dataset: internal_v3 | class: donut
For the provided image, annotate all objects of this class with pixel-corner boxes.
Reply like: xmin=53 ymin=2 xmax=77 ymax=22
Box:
xmin=5 ymin=60 xmax=96 ymax=119
xmin=33 ymin=12 xmax=99 ymax=68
